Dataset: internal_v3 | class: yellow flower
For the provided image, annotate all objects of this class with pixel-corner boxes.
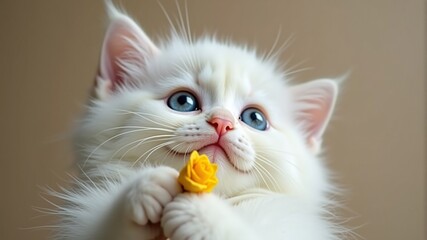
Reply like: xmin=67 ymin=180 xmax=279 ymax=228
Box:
xmin=178 ymin=151 xmax=218 ymax=193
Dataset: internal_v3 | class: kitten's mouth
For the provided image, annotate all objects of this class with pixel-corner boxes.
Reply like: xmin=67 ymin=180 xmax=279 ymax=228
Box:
xmin=198 ymin=144 xmax=227 ymax=163
xmin=168 ymin=144 xmax=247 ymax=173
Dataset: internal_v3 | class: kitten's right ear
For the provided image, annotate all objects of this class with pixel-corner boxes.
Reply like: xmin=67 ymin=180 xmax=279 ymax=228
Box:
xmin=94 ymin=5 xmax=159 ymax=100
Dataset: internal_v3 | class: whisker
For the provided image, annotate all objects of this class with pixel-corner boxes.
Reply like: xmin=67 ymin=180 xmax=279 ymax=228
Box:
xmin=263 ymin=27 xmax=282 ymax=61
xmin=21 ymin=225 xmax=62 ymax=230
xmin=242 ymin=167 xmax=261 ymax=191
xmin=266 ymin=33 xmax=295 ymax=62
xmin=281 ymin=59 xmax=312 ymax=78
xmin=77 ymin=165 xmax=100 ymax=192
xmin=256 ymin=155 xmax=286 ymax=174
xmin=157 ymin=0 xmax=179 ymax=37
xmin=284 ymin=66 xmax=313 ymax=78
xmin=254 ymin=159 xmax=282 ymax=192
xmin=132 ymin=141 xmax=174 ymax=167
xmin=183 ymin=0 xmax=193 ymax=45
xmin=256 ymin=149 xmax=301 ymax=173
xmin=98 ymin=125 xmax=175 ymax=135
xmin=255 ymin=145 xmax=298 ymax=158
xmin=255 ymin=163 xmax=279 ymax=191
xmin=84 ymin=127 xmax=173 ymax=166
xmin=184 ymin=144 xmax=195 ymax=160
xmin=174 ymin=0 xmax=189 ymax=43
xmin=251 ymin=162 xmax=270 ymax=191
xmin=256 ymin=154 xmax=301 ymax=190
xmin=114 ymin=135 xmax=177 ymax=162
xmin=116 ymin=110 xmax=179 ymax=128
xmin=162 ymin=141 xmax=188 ymax=164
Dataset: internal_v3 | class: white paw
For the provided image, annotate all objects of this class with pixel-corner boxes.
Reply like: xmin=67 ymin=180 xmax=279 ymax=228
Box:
xmin=126 ymin=166 xmax=183 ymax=225
xmin=161 ymin=193 xmax=219 ymax=240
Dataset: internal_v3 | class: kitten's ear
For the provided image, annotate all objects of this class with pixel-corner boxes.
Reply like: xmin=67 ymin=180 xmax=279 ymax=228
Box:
xmin=94 ymin=6 xmax=159 ymax=100
xmin=291 ymin=79 xmax=338 ymax=153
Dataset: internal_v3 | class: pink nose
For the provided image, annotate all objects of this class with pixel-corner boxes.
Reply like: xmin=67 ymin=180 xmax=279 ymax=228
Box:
xmin=208 ymin=117 xmax=234 ymax=136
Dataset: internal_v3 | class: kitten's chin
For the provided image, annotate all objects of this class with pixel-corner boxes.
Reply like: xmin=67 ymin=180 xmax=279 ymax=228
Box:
xmin=198 ymin=145 xmax=227 ymax=163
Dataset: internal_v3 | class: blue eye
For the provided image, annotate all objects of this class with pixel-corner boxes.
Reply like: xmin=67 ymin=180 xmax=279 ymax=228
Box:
xmin=167 ymin=91 xmax=200 ymax=112
xmin=240 ymin=108 xmax=268 ymax=130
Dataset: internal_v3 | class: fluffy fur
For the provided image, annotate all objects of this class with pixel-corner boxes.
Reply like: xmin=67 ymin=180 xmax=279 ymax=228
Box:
xmin=52 ymin=2 xmax=346 ymax=240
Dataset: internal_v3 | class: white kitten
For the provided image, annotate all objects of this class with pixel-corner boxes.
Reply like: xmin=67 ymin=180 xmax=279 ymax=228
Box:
xmin=53 ymin=3 xmax=345 ymax=240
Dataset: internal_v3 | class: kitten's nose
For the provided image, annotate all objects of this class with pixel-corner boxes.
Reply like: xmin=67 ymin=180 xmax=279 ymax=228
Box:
xmin=208 ymin=117 xmax=234 ymax=136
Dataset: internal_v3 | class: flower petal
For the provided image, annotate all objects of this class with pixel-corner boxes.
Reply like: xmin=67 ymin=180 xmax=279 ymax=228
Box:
xmin=182 ymin=176 xmax=207 ymax=193
xmin=178 ymin=150 xmax=219 ymax=193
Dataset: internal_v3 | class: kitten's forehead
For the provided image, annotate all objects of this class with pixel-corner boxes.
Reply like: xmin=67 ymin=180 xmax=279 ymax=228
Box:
xmin=187 ymin=40 xmax=283 ymax=102
xmin=148 ymin=38 xmax=287 ymax=112
xmin=197 ymin=61 xmax=252 ymax=102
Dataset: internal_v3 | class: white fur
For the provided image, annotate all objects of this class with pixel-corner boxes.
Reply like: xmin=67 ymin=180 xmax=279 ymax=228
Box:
xmin=51 ymin=3 xmax=347 ymax=240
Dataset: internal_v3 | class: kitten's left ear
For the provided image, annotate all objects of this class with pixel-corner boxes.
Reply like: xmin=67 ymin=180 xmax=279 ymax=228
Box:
xmin=291 ymin=79 xmax=338 ymax=153
xmin=94 ymin=6 xmax=159 ymax=99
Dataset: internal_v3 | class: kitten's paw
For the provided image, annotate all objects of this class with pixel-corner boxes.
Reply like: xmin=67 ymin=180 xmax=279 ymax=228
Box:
xmin=161 ymin=193 xmax=219 ymax=240
xmin=126 ymin=166 xmax=182 ymax=225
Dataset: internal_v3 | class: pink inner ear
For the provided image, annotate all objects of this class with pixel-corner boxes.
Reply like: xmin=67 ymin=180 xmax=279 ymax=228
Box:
xmin=301 ymin=94 xmax=334 ymax=140
xmin=95 ymin=14 xmax=159 ymax=98
xmin=99 ymin=20 xmax=140 ymax=92
xmin=100 ymin=24 xmax=129 ymax=89
xmin=292 ymin=79 xmax=338 ymax=142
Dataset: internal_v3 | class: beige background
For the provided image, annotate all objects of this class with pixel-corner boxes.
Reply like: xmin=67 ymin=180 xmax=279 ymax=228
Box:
xmin=0 ymin=0 xmax=425 ymax=239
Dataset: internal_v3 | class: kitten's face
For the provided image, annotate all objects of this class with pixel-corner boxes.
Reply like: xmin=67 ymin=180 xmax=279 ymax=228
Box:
xmin=79 ymin=12 xmax=337 ymax=198
xmin=99 ymin=40 xmax=296 ymax=196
